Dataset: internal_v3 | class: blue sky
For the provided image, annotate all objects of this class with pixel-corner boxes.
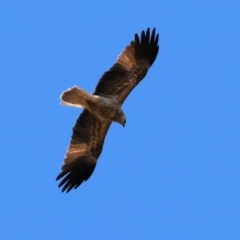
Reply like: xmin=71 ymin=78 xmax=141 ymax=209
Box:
xmin=1 ymin=1 xmax=240 ymax=239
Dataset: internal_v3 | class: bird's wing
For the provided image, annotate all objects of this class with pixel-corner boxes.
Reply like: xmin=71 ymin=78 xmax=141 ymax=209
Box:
xmin=56 ymin=110 xmax=111 ymax=192
xmin=94 ymin=28 xmax=159 ymax=104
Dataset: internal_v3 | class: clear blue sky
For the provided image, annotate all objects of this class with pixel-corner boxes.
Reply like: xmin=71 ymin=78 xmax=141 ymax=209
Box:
xmin=1 ymin=1 xmax=240 ymax=239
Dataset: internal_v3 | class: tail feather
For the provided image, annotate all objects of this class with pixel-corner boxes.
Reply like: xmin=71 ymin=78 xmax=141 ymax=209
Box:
xmin=60 ymin=86 xmax=90 ymax=108
xmin=60 ymin=101 xmax=83 ymax=108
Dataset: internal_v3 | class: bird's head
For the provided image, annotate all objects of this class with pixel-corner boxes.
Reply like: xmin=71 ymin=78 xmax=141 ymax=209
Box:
xmin=116 ymin=110 xmax=126 ymax=127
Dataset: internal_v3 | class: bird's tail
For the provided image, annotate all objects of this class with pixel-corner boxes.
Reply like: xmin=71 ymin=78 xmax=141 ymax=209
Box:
xmin=60 ymin=86 xmax=91 ymax=108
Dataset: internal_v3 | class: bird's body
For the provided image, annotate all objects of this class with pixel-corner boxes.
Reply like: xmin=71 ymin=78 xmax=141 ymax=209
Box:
xmin=56 ymin=28 xmax=159 ymax=192
xmin=61 ymin=86 xmax=126 ymax=125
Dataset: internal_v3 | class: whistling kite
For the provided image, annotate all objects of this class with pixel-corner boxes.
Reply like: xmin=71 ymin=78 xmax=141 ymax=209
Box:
xmin=56 ymin=28 xmax=159 ymax=192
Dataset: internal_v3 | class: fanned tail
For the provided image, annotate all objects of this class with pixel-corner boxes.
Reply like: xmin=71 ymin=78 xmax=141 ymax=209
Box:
xmin=60 ymin=86 xmax=91 ymax=108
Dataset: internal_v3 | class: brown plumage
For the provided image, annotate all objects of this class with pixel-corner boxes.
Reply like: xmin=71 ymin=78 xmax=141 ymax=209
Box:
xmin=56 ymin=28 xmax=159 ymax=192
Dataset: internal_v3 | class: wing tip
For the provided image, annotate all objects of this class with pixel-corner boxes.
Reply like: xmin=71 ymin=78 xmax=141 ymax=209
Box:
xmin=133 ymin=28 xmax=159 ymax=66
xmin=56 ymin=158 xmax=97 ymax=193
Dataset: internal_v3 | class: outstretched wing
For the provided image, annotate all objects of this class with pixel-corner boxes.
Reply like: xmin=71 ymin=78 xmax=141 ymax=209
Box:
xmin=94 ymin=28 xmax=159 ymax=104
xmin=56 ymin=110 xmax=111 ymax=192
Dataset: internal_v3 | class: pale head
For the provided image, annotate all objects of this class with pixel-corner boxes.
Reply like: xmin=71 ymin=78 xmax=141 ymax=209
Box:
xmin=115 ymin=110 xmax=126 ymax=127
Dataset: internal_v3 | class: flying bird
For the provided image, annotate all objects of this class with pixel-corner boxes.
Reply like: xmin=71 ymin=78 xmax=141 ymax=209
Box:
xmin=56 ymin=28 xmax=159 ymax=192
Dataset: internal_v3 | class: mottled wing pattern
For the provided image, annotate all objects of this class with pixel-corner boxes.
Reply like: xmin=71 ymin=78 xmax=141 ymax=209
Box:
xmin=94 ymin=28 xmax=159 ymax=104
xmin=56 ymin=110 xmax=111 ymax=192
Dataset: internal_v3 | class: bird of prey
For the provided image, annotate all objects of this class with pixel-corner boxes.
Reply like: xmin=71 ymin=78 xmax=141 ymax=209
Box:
xmin=56 ymin=28 xmax=159 ymax=192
